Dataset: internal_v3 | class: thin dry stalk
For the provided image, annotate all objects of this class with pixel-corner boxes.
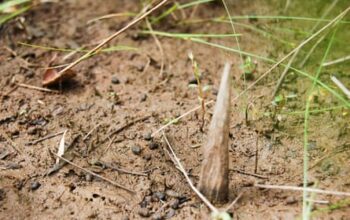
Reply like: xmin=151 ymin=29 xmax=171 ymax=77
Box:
xmin=255 ymin=184 xmax=350 ymax=197
xmin=331 ymin=76 xmax=350 ymax=99
xmin=56 ymin=0 xmax=169 ymax=77
xmin=54 ymin=154 xmax=135 ymax=194
xmin=323 ymin=55 xmax=350 ymax=67
xmin=146 ymin=18 xmax=165 ymax=77
xmin=26 ymin=131 xmax=65 ymax=145
xmin=17 ymin=83 xmax=58 ymax=93
xmin=162 ymin=132 xmax=218 ymax=213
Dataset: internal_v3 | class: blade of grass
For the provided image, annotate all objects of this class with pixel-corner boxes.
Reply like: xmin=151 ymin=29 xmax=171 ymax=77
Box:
xmin=0 ymin=5 xmax=30 ymax=25
xmin=0 ymin=0 xmax=30 ymax=12
xmin=302 ymin=28 xmax=337 ymax=220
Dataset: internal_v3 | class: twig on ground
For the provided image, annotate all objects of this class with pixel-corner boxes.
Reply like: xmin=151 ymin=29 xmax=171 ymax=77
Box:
xmin=54 ymin=154 xmax=135 ymax=194
xmin=83 ymin=123 xmax=102 ymax=141
xmin=17 ymin=83 xmax=58 ymax=93
xmin=231 ymin=169 xmax=268 ymax=179
xmin=103 ymin=115 xmax=151 ymax=142
xmin=162 ymin=132 xmax=218 ymax=213
xmin=104 ymin=162 xmax=148 ymax=176
xmin=255 ymin=184 xmax=350 ymax=197
xmin=224 ymin=192 xmax=244 ymax=212
xmin=323 ymin=55 xmax=350 ymax=67
xmin=331 ymin=76 xmax=350 ymax=99
xmin=56 ymin=0 xmax=169 ymax=77
xmin=254 ymin=136 xmax=259 ymax=174
xmin=26 ymin=131 xmax=65 ymax=145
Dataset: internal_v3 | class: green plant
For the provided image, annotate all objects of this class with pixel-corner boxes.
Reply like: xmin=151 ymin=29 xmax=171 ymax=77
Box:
xmin=188 ymin=52 xmax=210 ymax=132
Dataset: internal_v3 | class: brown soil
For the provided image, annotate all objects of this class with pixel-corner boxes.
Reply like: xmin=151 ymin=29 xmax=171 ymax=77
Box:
xmin=1 ymin=0 xmax=349 ymax=219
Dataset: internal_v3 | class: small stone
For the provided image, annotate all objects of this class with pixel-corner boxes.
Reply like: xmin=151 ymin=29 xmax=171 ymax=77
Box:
xmin=188 ymin=77 xmax=197 ymax=85
xmin=111 ymin=76 xmax=120 ymax=84
xmin=148 ymin=141 xmax=159 ymax=150
xmin=166 ymin=208 xmax=176 ymax=218
xmin=131 ymin=145 xmax=142 ymax=155
xmin=140 ymin=94 xmax=147 ymax=102
xmin=143 ymin=154 xmax=152 ymax=161
xmin=169 ymin=199 xmax=180 ymax=209
xmin=165 ymin=190 xmax=180 ymax=198
xmin=138 ymin=208 xmax=151 ymax=218
xmin=153 ymin=191 xmax=166 ymax=201
xmin=152 ymin=212 xmax=164 ymax=220
xmin=85 ymin=174 xmax=93 ymax=182
xmin=143 ymin=133 xmax=152 ymax=141
xmin=27 ymin=127 xmax=37 ymax=135
xmin=0 ymin=189 xmax=5 ymax=201
xmin=30 ymin=181 xmax=41 ymax=191
xmin=285 ymin=196 xmax=298 ymax=205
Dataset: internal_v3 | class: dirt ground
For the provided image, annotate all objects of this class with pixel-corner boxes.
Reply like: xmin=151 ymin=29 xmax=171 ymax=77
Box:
xmin=1 ymin=0 xmax=350 ymax=219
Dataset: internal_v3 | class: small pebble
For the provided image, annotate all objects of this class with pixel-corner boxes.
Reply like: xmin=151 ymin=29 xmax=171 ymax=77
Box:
xmin=148 ymin=141 xmax=159 ymax=150
xmin=143 ymin=132 xmax=152 ymax=141
xmin=169 ymin=199 xmax=180 ymax=209
xmin=140 ymin=94 xmax=147 ymax=102
xmin=188 ymin=78 xmax=198 ymax=85
xmin=165 ymin=190 xmax=180 ymax=198
xmin=285 ymin=196 xmax=298 ymax=205
xmin=111 ymin=76 xmax=120 ymax=84
xmin=27 ymin=127 xmax=37 ymax=135
xmin=131 ymin=145 xmax=142 ymax=155
xmin=138 ymin=208 xmax=151 ymax=218
xmin=85 ymin=174 xmax=93 ymax=182
xmin=166 ymin=208 xmax=176 ymax=219
xmin=30 ymin=181 xmax=41 ymax=191
xmin=143 ymin=154 xmax=152 ymax=161
xmin=154 ymin=191 xmax=166 ymax=201
xmin=152 ymin=212 xmax=164 ymax=220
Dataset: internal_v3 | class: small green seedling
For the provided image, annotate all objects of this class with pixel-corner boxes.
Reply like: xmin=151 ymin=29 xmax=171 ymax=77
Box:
xmin=240 ymin=56 xmax=257 ymax=80
xmin=188 ymin=52 xmax=210 ymax=131
xmin=211 ymin=211 xmax=232 ymax=220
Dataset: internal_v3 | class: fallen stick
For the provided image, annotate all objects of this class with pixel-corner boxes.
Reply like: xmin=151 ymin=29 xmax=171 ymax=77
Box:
xmin=54 ymin=154 xmax=135 ymax=194
xmin=198 ymin=63 xmax=231 ymax=203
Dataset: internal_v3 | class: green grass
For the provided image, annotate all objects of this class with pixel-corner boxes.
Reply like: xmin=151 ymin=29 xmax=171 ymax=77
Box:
xmin=302 ymin=28 xmax=337 ymax=220
xmin=0 ymin=0 xmax=31 ymax=25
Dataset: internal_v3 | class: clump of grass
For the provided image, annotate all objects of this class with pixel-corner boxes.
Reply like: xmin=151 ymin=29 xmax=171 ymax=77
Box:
xmin=188 ymin=52 xmax=210 ymax=132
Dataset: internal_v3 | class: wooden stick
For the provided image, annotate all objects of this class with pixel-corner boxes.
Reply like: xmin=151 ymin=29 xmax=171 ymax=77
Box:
xmin=162 ymin=132 xmax=218 ymax=213
xmin=198 ymin=63 xmax=231 ymax=203
xmin=56 ymin=0 xmax=169 ymax=77
xmin=54 ymin=154 xmax=135 ymax=194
